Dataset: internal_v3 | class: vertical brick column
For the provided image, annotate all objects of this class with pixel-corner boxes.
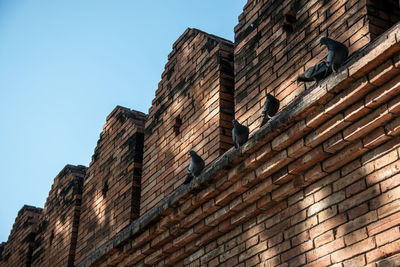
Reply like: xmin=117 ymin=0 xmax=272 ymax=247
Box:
xmin=0 ymin=205 xmax=42 ymax=267
xmin=234 ymin=0 xmax=400 ymax=133
xmin=31 ymin=165 xmax=86 ymax=267
xmin=75 ymin=106 xmax=146 ymax=266
xmin=140 ymin=28 xmax=235 ymax=215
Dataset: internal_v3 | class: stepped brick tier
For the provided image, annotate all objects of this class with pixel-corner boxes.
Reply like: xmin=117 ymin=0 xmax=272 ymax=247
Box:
xmin=0 ymin=205 xmax=42 ymax=267
xmin=1 ymin=1 xmax=400 ymax=266
xmin=140 ymin=28 xmax=235 ymax=215
xmin=31 ymin=165 xmax=87 ymax=267
xmin=234 ymin=0 xmax=400 ymax=133
xmin=74 ymin=106 xmax=146 ymax=265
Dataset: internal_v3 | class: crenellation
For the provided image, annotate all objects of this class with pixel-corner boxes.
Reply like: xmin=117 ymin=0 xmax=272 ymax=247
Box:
xmin=2 ymin=1 xmax=400 ymax=267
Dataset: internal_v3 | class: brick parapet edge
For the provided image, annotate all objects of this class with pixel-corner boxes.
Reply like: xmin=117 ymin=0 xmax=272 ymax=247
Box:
xmin=76 ymin=22 xmax=400 ymax=267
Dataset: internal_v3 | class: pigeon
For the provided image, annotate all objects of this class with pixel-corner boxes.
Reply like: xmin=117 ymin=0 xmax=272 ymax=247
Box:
xmin=232 ymin=119 xmax=249 ymax=148
xmin=260 ymin=93 xmax=280 ymax=126
xmin=320 ymin=37 xmax=348 ymax=73
xmin=183 ymin=150 xmax=205 ymax=184
xmin=296 ymin=62 xmax=332 ymax=83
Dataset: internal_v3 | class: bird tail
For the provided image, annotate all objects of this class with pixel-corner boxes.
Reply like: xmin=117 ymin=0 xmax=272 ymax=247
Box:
xmin=184 ymin=172 xmax=192 ymax=184
xmin=296 ymin=75 xmax=313 ymax=83
xmin=260 ymin=115 xmax=269 ymax=127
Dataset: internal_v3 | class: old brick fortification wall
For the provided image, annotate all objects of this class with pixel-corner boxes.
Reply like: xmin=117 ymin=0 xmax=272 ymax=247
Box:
xmin=141 ymin=28 xmax=234 ymax=215
xmin=0 ymin=205 xmax=42 ymax=267
xmin=31 ymin=165 xmax=86 ymax=267
xmin=2 ymin=1 xmax=400 ymax=267
xmin=74 ymin=106 xmax=146 ymax=265
xmin=234 ymin=0 xmax=400 ymax=133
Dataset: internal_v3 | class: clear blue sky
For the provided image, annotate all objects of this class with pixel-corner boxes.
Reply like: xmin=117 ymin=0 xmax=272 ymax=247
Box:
xmin=0 ymin=1 xmax=245 ymax=242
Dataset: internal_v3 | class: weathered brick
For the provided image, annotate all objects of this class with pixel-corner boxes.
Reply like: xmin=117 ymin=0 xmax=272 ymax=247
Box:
xmin=368 ymin=211 xmax=400 ymax=236
xmin=343 ymin=104 xmax=393 ymax=141
xmin=306 ymin=238 xmax=345 ymax=262
xmin=306 ymin=113 xmax=351 ymax=148
xmin=339 ymin=184 xmax=380 ymax=212
xmin=310 ymin=213 xmax=347 ymax=239
xmin=366 ymin=239 xmax=400 ymax=263
xmin=337 ymin=211 xmax=377 ymax=238
xmin=331 ymin=237 xmax=376 ymax=263
xmin=323 ymin=140 xmax=368 ymax=172
xmin=375 ymin=227 xmax=400 ymax=247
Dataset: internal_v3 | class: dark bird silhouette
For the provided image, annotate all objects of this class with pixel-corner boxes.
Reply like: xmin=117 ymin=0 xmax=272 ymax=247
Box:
xmin=184 ymin=150 xmax=205 ymax=184
xmin=296 ymin=62 xmax=332 ymax=83
xmin=320 ymin=37 xmax=348 ymax=73
xmin=260 ymin=93 xmax=280 ymax=126
xmin=232 ymin=119 xmax=249 ymax=148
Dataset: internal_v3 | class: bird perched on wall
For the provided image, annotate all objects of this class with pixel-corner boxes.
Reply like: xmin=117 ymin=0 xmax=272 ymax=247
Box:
xmin=232 ymin=119 xmax=249 ymax=148
xmin=183 ymin=150 xmax=205 ymax=184
xmin=320 ymin=37 xmax=348 ymax=73
xmin=296 ymin=62 xmax=332 ymax=83
xmin=260 ymin=93 xmax=280 ymax=126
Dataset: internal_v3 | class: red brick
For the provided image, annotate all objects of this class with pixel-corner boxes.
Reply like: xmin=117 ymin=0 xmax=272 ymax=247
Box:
xmin=281 ymin=240 xmax=313 ymax=262
xmin=388 ymin=94 xmax=400 ymax=114
xmin=343 ymin=255 xmax=366 ymax=267
xmin=363 ymin=127 xmax=392 ymax=149
xmin=368 ymin=211 xmax=400 ymax=236
xmin=306 ymin=113 xmax=351 ymax=148
xmin=303 ymin=255 xmax=331 ymax=267
xmin=306 ymin=238 xmax=345 ymax=262
xmin=331 ymin=237 xmax=376 ymax=263
xmin=325 ymin=76 xmax=373 ymax=116
xmin=385 ymin=116 xmax=400 ymax=136
xmin=310 ymin=213 xmax=347 ymax=239
xmin=375 ymin=227 xmax=400 ymax=247
xmin=272 ymin=120 xmax=311 ymax=151
xmin=347 ymin=203 xmax=370 ymax=220
xmin=337 ymin=211 xmax=377 ymax=238
xmin=366 ymin=239 xmax=400 ymax=263
xmin=366 ymin=159 xmax=400 ymax=186
xmin=345 ymin=227 xmax=369 ymax=247
xmin=343 ymin=104 xmax=393 ymax=141
xmin=377 ymin=199 xmax=400 ymax=219
xmin=345 ymin=179 xmax=366 ymax=197
xmin=289 ymin=146 xmax=329 ymax=175
xmin=323 ymin=140 xmax=368 ymax=172
xmin=339 ymin=184 xmax=380 ymax=212
xmin=308 ymin=191 xmax=345 ymax=216
xmin=313 ymin=230 xmax=334 ymax=248
xmin=323 ymin=132 xmax=350 ymax=153
xmin=288 ymin=138 xmax=312 ymax=159
xmin=366 ymin=74 xmax=400 ymax=108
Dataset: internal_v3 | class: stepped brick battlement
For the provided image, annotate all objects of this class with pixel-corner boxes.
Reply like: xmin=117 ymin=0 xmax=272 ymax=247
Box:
xmin=74 ymin=106 xmax=146 ymax=265
xmin=31 ymin=165 xmax=87 ymax=267
xmin=1 ymin=1 xmax=400 ymax=266
xmin=141 ymin=28 xmax=235 ymax=215
xmin=1 ymin=205 xmax=42 ymax=267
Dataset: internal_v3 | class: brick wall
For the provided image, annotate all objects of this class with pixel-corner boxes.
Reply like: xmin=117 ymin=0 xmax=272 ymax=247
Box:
xmin=0 ymin=205 xmax=42 ymax=267
xmin=74 ymin=106 xmax=146 ymax=265
xmin=72 ymin=23 xmax=400 ymax=267
xmin=31 ymin=165 xmax=86 ymax=267
xmin=2 ymin=1 xmax=400 ymax=266
xmin=140 ymin=28 xmax=235 ymax=215
xmin=234 ymin=0 xmax=400 ymax=134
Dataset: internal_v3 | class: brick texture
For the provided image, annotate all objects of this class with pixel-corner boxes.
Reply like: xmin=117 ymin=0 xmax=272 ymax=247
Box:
xmin=141 ymin=28 xmax=234 ymax=215
xmin=31 ymin=165 xmax=86 ymax=267
xmin=0 ymin=206 xmax=42 ymax=267
xmin=74 ymin=106 xmax=146 ymax=265
xmin=2 ymin=1 xmax=400 ymax=267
